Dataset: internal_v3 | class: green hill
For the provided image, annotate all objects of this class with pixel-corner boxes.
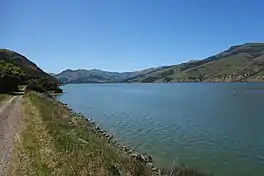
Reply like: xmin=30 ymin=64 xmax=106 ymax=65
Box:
xmin=4 ymin=43 xmax=264 ymax=88
xmin=127 ymin=43 xmax=264 ymax=83
xmin=0 ymin=49 xmax=61 ymax=93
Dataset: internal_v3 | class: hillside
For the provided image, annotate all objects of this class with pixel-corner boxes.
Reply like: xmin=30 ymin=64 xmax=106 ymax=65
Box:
xmin=127 ymin=43 xmax=264 ymax=83
xmin=55 ymin=67 xmax=163 ymax=84
xmin=0 ymin=49 xmax=61 ymax=92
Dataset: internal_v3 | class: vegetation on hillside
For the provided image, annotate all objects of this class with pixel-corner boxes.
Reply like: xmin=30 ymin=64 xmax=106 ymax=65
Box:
xmin=26 ymin=78 xmax=63 ymax=93
xmin=0 ymin=60 xmax=25 ymax=93
xmin=0 ymin=49 xmax=62 ymax=93
xmin=127 ymin=43 xmax=264 ymax=83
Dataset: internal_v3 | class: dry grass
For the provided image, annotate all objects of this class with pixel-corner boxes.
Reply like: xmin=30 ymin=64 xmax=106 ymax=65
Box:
xmin=9 ymin=91 xmax=211 ymax=176
xmin=10 ymin=92 xmax=152 ymax=176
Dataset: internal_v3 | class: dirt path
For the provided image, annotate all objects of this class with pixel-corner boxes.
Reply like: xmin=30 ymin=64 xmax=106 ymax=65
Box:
xmin=0 ymin=96 xmax=22 ymax=176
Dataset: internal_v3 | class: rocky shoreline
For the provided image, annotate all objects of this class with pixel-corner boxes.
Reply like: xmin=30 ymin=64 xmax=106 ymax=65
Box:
xmin=62 ymin=103 xmax=160 ymax=174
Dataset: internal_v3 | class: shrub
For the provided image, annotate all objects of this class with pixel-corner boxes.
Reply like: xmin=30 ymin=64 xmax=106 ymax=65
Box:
xmin=26 ymin=78 xmax=63 ymax=93
xmin=0 ymin=74 xmax=21 ymax=93
xmin=26 ymin=83 xmax=47 ymax=93
xmin=0 ymin=61 xmax=25 ymax=93
xmin=54 ymin=87 xmax=63 ymax=93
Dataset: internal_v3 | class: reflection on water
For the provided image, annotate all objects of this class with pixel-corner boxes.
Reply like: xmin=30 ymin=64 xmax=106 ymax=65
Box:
xmin=57 ymin=83 xmax=264 ymax=176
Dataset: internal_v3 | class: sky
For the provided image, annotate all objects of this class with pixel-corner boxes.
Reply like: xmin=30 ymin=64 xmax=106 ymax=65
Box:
xmin=1 ymin=0 xmax=264 ymax=73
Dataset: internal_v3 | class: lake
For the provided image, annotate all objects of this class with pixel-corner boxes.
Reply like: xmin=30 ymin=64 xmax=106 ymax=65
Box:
xmin=56 ymin=83 xmax=264 ymax=176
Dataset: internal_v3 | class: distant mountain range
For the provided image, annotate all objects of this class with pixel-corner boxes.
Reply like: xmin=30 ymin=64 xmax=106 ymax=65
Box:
xmin=53 ymin=67 xmax=164 ymax=84
xmin=53 ymin=43 xmax=264 ymax=83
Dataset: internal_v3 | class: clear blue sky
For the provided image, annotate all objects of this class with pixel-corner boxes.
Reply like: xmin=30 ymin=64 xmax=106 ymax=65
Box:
xmin=1 ymin=0 xmax=264 ymax=73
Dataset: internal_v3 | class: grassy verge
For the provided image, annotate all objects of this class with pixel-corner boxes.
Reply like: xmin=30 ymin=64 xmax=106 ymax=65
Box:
xmin=10 ymin=91 xmax=211 ymax=176
xmin=10 ymin=92 xmax=152 ymax=176
xmin=0 ymin=94 xmax=10 ymax=103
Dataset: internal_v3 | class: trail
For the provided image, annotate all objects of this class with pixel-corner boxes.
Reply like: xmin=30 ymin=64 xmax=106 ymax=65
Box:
xmin=0 ymin=96 xmax=22 ymax=176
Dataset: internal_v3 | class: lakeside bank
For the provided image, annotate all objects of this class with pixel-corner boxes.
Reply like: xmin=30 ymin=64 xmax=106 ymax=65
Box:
xmin=9 ymin=91 xmax=209 ymax=176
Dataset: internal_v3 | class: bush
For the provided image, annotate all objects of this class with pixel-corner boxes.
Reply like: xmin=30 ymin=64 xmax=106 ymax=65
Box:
xmin=26 ymin=83 xmax=47 ymax=93
xmin=54 ymin=87 xmax=63 ymax=93
xmin=0 ymin=61 xmax=25 ymax=93
xmin=26 ymin=78 xmax=63 ymax=93
xmin=0 ymin=74 xmax=21 ymax=93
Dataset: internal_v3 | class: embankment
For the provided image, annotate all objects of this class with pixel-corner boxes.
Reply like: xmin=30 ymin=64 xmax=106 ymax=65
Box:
xmin=9 ymin=92 xmax=210 ymax=176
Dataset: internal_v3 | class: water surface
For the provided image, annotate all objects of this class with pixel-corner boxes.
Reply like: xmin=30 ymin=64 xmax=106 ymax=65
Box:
xmin=56 ymin=83 xmax=264 ymax=176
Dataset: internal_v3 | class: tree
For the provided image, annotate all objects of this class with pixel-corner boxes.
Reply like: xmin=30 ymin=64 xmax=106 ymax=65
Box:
xmin=0 ymin=61 xmax=25 ymax=93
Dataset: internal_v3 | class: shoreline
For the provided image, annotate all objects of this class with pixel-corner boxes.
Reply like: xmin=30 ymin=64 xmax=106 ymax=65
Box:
xmin=11 ymin=91 xmax=209 ymax=175
xmin=59 ymin=81 xmax=264 ymax=85
xmin=57 ymin=99 xmax=210 ymax=176
xmin=60 ymin=102 xmax=158 ymax=172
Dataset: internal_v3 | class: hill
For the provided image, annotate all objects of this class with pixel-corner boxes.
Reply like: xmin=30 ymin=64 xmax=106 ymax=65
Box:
xmin=55 ymin=67 xmax=163 ymax=84
xmin=0 ymin=49 xmax=61 ymax=93
xmin=127 ymin=43 xmax=264 ymax=82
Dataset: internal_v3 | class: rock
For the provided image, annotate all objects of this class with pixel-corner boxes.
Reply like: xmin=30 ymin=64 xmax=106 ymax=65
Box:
xmin=130 ymin=153 xmax=146 ymax=163
xmin=130 ymin=152 xmax=139 ymax=157
xmin=105 ymin=134 xmax=113 ymax=140
xmin=152 ymin=167 xmax=158 ymax=172
xmin=127 ymin=149 xmax=133 ymax=154
xmin=146 ymin=162 xmax=154 ymax=168
xmin=146 ymin=155 xmax=153 ymax=163
xmin=85 ymin=118 xmax=92 ymax=122
xmin=106 ymin=135 xmax=113 ymax=142
xmin=137 ymin=155 xmax=146 ymax=163
xmin=123 ymin=146 xmax=129 ymax=152
xmin=98 ymin=130 xmax=104 ymax=133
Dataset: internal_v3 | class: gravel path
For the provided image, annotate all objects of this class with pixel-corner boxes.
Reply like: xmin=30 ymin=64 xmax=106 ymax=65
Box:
xmin=0 ymin=96 xmax=22 ymax=176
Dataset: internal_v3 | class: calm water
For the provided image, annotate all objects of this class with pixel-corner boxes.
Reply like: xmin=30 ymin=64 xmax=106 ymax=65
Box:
xmin=56 ymin=83 xmax=264 ymax=176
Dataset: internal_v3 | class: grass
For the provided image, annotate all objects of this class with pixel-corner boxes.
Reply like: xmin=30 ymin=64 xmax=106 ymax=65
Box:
xmin=10 ymin=91 xmax=211 ymax=176
xmin=0 ymin=94 xmax=10 ymax=103
xmin=10 ymin=92 xmax=152 ymax=176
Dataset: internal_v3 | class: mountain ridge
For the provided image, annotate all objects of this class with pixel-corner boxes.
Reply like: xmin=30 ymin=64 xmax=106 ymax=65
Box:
xmin=51 ymin=43 xmax=264 ymax=83
xmin=54 ymin=67 xmax=164 ymax=83
xmin=126 ymin=43 xmax=264 ymax=83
